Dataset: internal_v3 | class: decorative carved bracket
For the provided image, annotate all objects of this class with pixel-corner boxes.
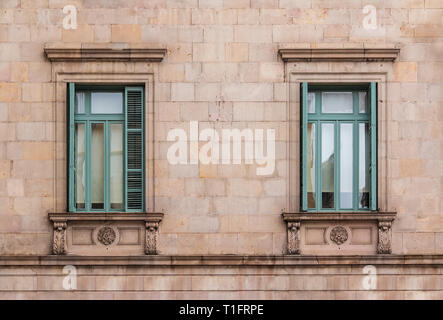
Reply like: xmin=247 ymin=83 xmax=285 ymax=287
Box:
xmin=287 ymin=221 xmax=300 ymax=254
xmin=145 ymin=221 xmax=159 ymax=255
xmin=144 ymin=213 xmax=163 ymax=255
xmin=278 ymin=47 xmax=400 ymax=62
xmin=377 ymin=220 xmax=393 ymax=254
xmin=52 ymin=221 xmax=67 ymax=255
xmin=281 ymin=212 xmax=396 ymax=255
xmin=49 ymin=212 xmax=164 ymax=255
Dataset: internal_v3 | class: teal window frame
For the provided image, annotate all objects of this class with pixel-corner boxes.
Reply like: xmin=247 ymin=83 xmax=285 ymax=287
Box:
xmin=301 ymin=82 xmax=377 ymax=212
xmin=68 ymin=83 xmax=145 ymax=213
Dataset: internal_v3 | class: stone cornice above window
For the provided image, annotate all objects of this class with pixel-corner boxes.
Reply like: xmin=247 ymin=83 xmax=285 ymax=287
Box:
xmin=44 ymin=43 xmax=167 ymax=62
xmin=278 ymin=48 xmax=400 ymax=62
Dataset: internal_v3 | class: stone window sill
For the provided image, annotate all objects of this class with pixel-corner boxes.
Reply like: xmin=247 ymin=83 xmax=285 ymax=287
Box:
xmin=281 ymin=211 xmax=396 ymax=255
xmin=48 ymin=212 xmax=164 ymax=256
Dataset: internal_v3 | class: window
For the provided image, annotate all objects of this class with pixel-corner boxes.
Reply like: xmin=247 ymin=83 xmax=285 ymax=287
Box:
xmin=301 ymin=82 xmax=377 ymax=211
xmin=68 ymin=83 xmax=145 ymax=212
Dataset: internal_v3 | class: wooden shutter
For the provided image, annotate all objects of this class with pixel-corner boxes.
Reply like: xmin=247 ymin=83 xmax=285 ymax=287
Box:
xmin=370 ymin=82 xmax=377 ymax=211
xmin=124 ymin=87 xmax=144 ymax=211
xmin=68 ymin=82 xmax=75 ymax=212
xmin=301 ymin=82 xmax=308 ymax=211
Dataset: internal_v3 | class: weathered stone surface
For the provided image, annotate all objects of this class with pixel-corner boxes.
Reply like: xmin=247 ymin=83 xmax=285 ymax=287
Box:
xmin=0 ymin=0 xmax=441 ymax=300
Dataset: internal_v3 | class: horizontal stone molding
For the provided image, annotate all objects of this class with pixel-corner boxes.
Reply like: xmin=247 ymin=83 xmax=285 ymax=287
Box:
xmin=282 ymin=212 xmax=396 ymax=222
xmin=278 ymin=48 xmax=400 ymax=62
xmin=49 ymin=212 xmax=164 ymax=223
xmin=0 ymin=254 xmax=441 ymax=267
xmin=44 ymin=46 xmax=167 ymax=62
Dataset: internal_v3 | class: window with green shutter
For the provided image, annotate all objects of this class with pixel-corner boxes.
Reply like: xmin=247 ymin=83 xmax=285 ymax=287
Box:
xmin=68 ymin=83 xmax=145 ymax=212
xmin=301 ymin=82 xmax=377 ymax=212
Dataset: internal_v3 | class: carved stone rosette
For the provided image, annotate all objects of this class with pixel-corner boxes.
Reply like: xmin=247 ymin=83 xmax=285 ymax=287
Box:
xmin=52 ymin=221 xmax=67 ymax=255
xmin=145 ymin=221 xmax=159 ymax=255
xmin=287 ymin=221 xmax=301 ymax=254
xmin=377 ymin=220 xmax=392 ymax=254
xmin=330 ymin=226 xmax=348 ymax=245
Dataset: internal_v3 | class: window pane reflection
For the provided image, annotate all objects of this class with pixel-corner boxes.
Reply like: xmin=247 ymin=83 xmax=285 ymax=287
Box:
xmin=340 ymin=123 xmax=353 ymax=209
xmin=75 ymin=92 xmax=85 ymax=114
xmin=322 ymin=92 xmax=353 ymax=113
xmin=359 ymin=91 xmax=368 ymax=113
xmin=307 ymin=123 xmax=316 ymax=208
xmin=91 ymin=123 xmax=104 ymax=209
xmin=110 ymin=123 xmax=123 ymax=209
xmin=75 ymin=123 xmax=85 ymax=209
xmin=308 ymin=92 xmax=316 ymax=113
xmin=359 ymin=123 xmax=370 ymax=208
xmin=321 ymin=123 xmax=334 ymax=208
xmin=91 ymin=92 xmax=123 ymax=114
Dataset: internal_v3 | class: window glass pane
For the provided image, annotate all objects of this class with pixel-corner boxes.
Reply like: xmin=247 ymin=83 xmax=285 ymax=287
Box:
xmin=359 ymin=123 xmax=370 ymax=208
xmin=91 ymin=92 xmax=123 ymax=114
xmin=91 ymin=123 xmax=104 ymax=209
xmin=75 ymin=92 xmax=85 ymax=114
xmin=359 ymin=91 xmax=368 ymax=113
xmin=308 ymin=92 xmax=315 ymax=113
xmin=340 ymin=123 xmax=353 ymax=209
xmin=110 ymin=123 xmax=123 ymax=210
xmin=322 ymin=92 xmax=353 ymax=113
xmin=75 ymin=123 xmax=85 ymax=209
xmin=321 ymin=123 xmax=334 ymax=208
xmin=307 ymin=123 xmax=316 ymax=208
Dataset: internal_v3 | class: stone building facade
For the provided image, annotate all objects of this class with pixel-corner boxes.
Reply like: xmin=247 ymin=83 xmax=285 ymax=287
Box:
xmin=0 ymin=0 xmax=442 ymax=299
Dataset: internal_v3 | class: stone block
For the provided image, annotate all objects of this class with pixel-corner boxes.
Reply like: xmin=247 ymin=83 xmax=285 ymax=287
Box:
xmin=111 ymin=25 xmax=141 ymax=43
xmin=259 ymin=62 xmax=284 ymax=82
xmin=94 ymin=25 xmax=111 ymax=42
xmin=222 ymin=83 xmax=273 ymax=101
xmin=260 ymin=9 xmax=292 ymax=24
xmin=8 ymin=24 xmax=30 ymax=42
xmin=171 ymin=82 xmax=195 ymax=101
xmin=193 ymin=43 xmax=225 ymax=62
xmin=237 ymin=9 xmax=259 ymax=24
xmin=159 ymin=64 xmax=185 ymax=82
xmin=203 ymin=25 xmax=234 ymax=42
xmin=195 ymin=83 xmax=221 ymax=102
xmin=227 ymin=179 xmax=263 ymax=197
xmin=225 ymin=43 xmax=249 ymax=62
xmin=165 ymin=43 xmax=192 ymax=63
xmin=0 ymin=83 xmax=21 ymax=102
xmin=394 ymin=62 xmax=417 ymax=82
xmin=234 ymin=25 xmax=272 ymax=43
xmin=7 ymin=179 xmax=24 ymax=197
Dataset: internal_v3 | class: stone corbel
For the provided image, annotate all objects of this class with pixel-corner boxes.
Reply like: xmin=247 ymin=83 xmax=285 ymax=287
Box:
xmin=377 ymin=220 xmax=393 ymax=254
xmin=287 ymin=221 xmax=301 ymax=255
xmin=52 ymin=220 xmax=67 ymax=255
xmin=145 ymin=221 xmax=159 ymax=255
xmin=144 ymin=212 xmax=164 ymax=255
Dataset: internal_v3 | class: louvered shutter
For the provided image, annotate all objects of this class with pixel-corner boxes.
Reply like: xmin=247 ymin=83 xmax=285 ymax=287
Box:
xmin=301 ymin=82 xmax=308 ymax=211
xmin=370 ymin=82 xmax=377 ymax=211
xmin=68 ymin=82 xmax=75 ymax=212
xmin=124 ymin=87 xmax=144 ymax=211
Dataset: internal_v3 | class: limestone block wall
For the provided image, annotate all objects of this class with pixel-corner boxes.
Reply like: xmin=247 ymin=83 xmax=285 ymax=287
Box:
xmin=0 ymin=0 xmax=441 ymax=256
